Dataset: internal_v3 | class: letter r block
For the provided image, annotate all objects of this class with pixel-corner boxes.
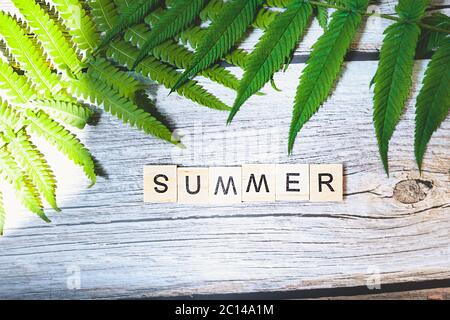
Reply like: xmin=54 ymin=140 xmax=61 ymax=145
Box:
xmin=242 ymin=164 xmax=276 ymax=202
xmin=144 ymin=165 xmax=177 ymax=203
xmin=209 ymin=167 xmax=242 ymax=204
xmin=178 ymin=167 xmax=209 ymax=204
xmin=309 ymin=164 xmax=343 ymax=202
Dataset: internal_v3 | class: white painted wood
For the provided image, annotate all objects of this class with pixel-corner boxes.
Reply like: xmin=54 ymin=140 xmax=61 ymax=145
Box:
xmin=0 ymin=0 xmax=448 ymax=299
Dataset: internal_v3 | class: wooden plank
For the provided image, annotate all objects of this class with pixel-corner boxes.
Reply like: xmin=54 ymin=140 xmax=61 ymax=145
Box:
xmin=0 ymin=0 xmax=449 ymax=299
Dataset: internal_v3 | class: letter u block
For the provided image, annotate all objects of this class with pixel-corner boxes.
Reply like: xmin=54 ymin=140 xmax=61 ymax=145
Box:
xmin=144 ymin=165 xmax=178 ymax=203
xmin=209 ymin=167 xmax=242 ymax=204
xmin=178 ymin=167 xmax=209 ymax=204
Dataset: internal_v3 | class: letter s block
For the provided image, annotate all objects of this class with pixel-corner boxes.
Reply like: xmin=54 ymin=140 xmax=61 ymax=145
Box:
xmin=310 ymin=164 xmax=343 ymax=202
xmin=178 ymin=167 xmax=209 ymax=204
xmin=144 ymin=165 xmax=178 ymax=203
xmin=209 ymin=167 xmax=242 ymax=204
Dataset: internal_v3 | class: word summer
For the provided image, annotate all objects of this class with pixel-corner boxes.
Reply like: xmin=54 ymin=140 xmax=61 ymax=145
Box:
xmin=144 ymin=164 xmax=343 ymax=203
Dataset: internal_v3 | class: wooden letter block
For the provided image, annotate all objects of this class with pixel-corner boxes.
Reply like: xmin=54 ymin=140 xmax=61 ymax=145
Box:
xmin=275 ymin=164 xmax=310 ymax=201
xmin=144 ymin=165 xmax=177 ymax=203
xmin=209 ymin=167 xmax=242 ymax=204
xmin=309 ymin=164 xmax=343 ymax=202
xmin=178 ymin=167 xmax=209 ymax=204
xmin=242 ymin=164 xmax=276 ymax=202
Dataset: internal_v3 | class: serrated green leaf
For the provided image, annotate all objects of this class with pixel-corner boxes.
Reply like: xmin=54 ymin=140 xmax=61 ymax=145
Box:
xmin=172 ymin=0 xmax=265 ymax=92
xmin=89 ymin=0 xmax=119 ymax=33
xmin=132 ymin=0 xmax=209 ymax=69
xmin=229 ymin=0 xmax=313 ymax=122
xmin=415 ymin=41 xmax=450 ymax=170
xmin=31 ymin=99 xmax=93 ymax=129
xmin=289 ymin=0 xmax=369 ymax=154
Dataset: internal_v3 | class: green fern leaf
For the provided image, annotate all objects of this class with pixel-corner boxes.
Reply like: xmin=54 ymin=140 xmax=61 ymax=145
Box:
xmin=229 ymin=0 xmax=313 ymax=122
xmin=68 ymin=74 xmax=177 ymax=144
xmin=89 ymin=0 xmax=119 ymax=33
xmin=0 ymin=146 xmax=48 ymax=221
xmin=88 ymin=57 xmax=144 ymax=99
xmin=106 ymin=40 xmax=230 ymax=111
xmin=289 ymin=0 xmax=369 ymax=154
xmin=11 ymin=0 xmax=83 ymax=75
xmin=125 ymin=24 xmax=240 ymax=91
xmin=0 ymin=58 xmax=35 ymax=105
xmin=6 ymin=129 xmax=59 ymax=211
xmin=132 ymin=0 xmax=209 ymax=69
xmin=25 ymin=110 xmax=96 ymax=185
xmin=46 ymin=0 xmax=99 ymax=53
xmin=417 ymin=13 xmax=450 ymax=56
xmin=0 ymin=190 xmax=5 ymax=235
xmin=172 ymin=0 xmax=265 ymax=91
xmin=0 ymin=99 xmax=25 ymax=132
xmin=373 ymin=0 xmax=428 ymax=174
xmin=32 ymin=99 xmax=93 ymax=129
xmin=316 ymin=4 xmax=329 ymax=30
xmin=98 ymin=0 xmax=160 ymax=50
xmin=415 ymin=41 xmax=450 ymax=170
xmin=0 ymin=12 xmax=61 ymax=96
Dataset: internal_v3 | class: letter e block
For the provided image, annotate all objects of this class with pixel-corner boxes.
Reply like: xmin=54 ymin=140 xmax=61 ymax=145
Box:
xmin=178 ymin=167 xmax=209 ymax=204
xmin=209 ymin=167 xmax=242 ymax=204
xmin=144 ymin=165 xmax=177 ymax=203
xmin=276 ymin=164 xmax=309 ymax=201
xmin=310 ymin=164 xmax=343 ymax=202
xmin=242 ymin=164 xmax=276 ymax=202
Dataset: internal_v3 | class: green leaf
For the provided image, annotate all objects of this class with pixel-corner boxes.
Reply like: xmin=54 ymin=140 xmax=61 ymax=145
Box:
xmin=88 ymin=57 xmax=144 ymax=99
xmin=31 ymin=99 xmax=93 ymax=129
xmin=415 ymin=41 xmax=450 ymax=170
xmin=98 ymin=0 xmax=160 ymax=50
xmin=6 ymin=129 xmax=59 ymax=211
xmin=229 ymin=0 xmax=313 ymax=122
xmin=0 ymin=146 xmax=48 ymax=222
xmin=316 ymin=4 xmax=329 ymax=30
xmin=0 ymin=58 xmax=35 ymax=105
xmin=132 ymin=0 xmax=209 ymax=69
xmin=289 ymin=0 xmax=369 ymax=154
xmin=11 ymin=0 xmax=82 ymax=75
xmin=26 ymin=110 xmax=96 ymax=185
xmin=373 ymin=0 xmax=428 ymax=174
xmin=89 ymin=0 xmax=119 ymax=33
xmin=68 ymin=74 xmax=178 ymax=145
xmin=416 ymin=13 xmax=450 ymax=56
xmin=106 ymin=40 xmax=231 ymax=111
xmin=46 ymin=0 xmax=99 ymax=53
xmin=172 ymin=0 xmax=265 ymax=92
xmin=0 ymin=12 xmax=61 ymax=96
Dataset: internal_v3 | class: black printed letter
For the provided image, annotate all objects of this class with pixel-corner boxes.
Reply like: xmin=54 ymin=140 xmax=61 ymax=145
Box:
xmin=318 ymin=173 xmax=334 ymax=192
xmin=286 ymin=173 xmax=300 ymax=192
xmin=185 ymin=175 xmax=201 ymax=195
xmin=154 ymin=174 xmax=169 ymax=193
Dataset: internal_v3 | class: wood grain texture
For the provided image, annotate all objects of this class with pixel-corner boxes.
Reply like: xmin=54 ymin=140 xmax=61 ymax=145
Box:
xmin=0 ymin=0 xmax=449 ymax=299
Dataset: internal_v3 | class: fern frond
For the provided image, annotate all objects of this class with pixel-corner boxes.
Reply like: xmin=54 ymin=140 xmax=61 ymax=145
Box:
xmin=46 ymin=0 xmax=99 ymax=53
xmin=0 ymin=12 xmax=61 ymax=96
xmin=415 ymin=41 xmax=450 ymax=170
xmin=417 ymin=13 xmax=450 ymax=55
xmin=0 ymin=190 xmax=5 ymax=235
xmin=229 ymin=1 xmax=313 ymax=122
xmin=68 ymin=74 xmax=177 ymax=144
xmin=0 ymin=58 xmax=35 ymax=105
xmin=89 ymin=0 xmax=119 ymax=33
xmin=316 ymin=4 xmax=329 ymax=30
xmin=0 ymin=99 xmax=25 ymax=132
xmin=106 ymin=40 xmax=231 ymax=111
xmin=6 ymin=129 xmax=58 ymax=211
xmin=373 ymin=0 xmax=428 ymax=174
xmin=11 ymin=0 xmax=82 ymax=76
xmin=289 ymin=0 xmax=369 ymax=153
xmin=87 ymin=57 xmax=144 ymax=99
xmin=0 ymin=146 xmax=47 ymax=221
xmin=172 ymin=0 xmax=265 ymax=92
xmin=31 ymin=99 xmax=93 ymax=129
xmin=98 ymin=0 xmax=160 ymax=50
xmin=125 ymin=24 xmax=240 ymax=90
xmin=25 ymin=110 xmax=96 ymax=185
xmin=132 ymin=0 xmax=209 ymax=69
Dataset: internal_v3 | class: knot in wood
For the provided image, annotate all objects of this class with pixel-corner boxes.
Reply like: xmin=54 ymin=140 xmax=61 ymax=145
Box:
xmin=393 ymin=179 xmax=433 ymax=204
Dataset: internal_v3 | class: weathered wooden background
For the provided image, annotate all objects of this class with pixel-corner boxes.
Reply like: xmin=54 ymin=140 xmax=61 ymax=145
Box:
xmin=0 ymin=0 xmax=449 ymax=299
